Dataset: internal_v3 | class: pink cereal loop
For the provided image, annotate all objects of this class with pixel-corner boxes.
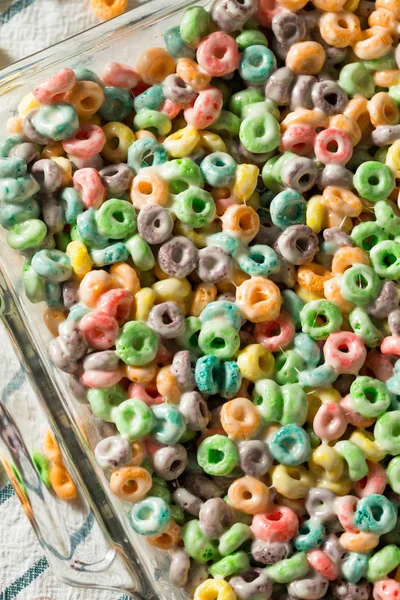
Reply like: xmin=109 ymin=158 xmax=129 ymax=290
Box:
xmin=314 ymin=128 xmax=353 ymax=166
xmin=97 ymin=288 xmax=134 ymax=325
xmin=280 ymin=124 xmax=317 ymax=157
xmin=81 ymin=367 xmax=124 ymax=388
xmin=196 ymin=32 xmax=240 ymax=77
xmin=360 ymin=348 xmax=394 ymax=381
xmin=184 ymin=87 xmax=223 ymax=129
xmin=256 ymin=0 xmax=282 ymax=27
xmin=128 ymin=383 xmax=163 ymax=406
xmin=381 ymin=335 xmax=400 ymax=358
xmin=62 ymin=124 xmax=106 ymax=159
xmin=323 ymin=331 xmax=367 ymax=375
xmin=160 ymin=99 xmax=184 ymax=119
xmin=340 ymin=394 xmax=375 ymax=428
xmin=335 ymin=495 xmax=359 ymax=533
xmin=313 ymin=402 xmax=348 ymax=442
xmin=307 ymin=549 xmax=339 ymax=581
xmin=254 ymin=312 xmax=295 ymax=352
xmin=79 ymin=311 xmax=119 ymax=350
xmin=251 ymin=505 xmax=299 ymax=542
xmin=102 ymin=62 xmax=140 ymax=88
xmin=33 ymin=68 xmax=76 ymax=104
xmin=354 ymin=461 xmax=387 ymax=498
xmin=73 ymin=167 xmax=106 ymax=209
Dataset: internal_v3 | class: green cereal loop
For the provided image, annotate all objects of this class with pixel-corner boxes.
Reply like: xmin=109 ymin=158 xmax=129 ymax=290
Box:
xmin=375 ymin=200 xmax=400 ymax=236
xmin=150 ymin=482 xmax=171 ymax=504
xmin=133 ymin=109 xmax=171 ymax=136
xmin=274 ymin=350 xmax=303 ymax=385
xmin=281 ymin=384 xmax=308 ymax=427
xmin=353 ymin=161 xmax=395 ymax=202
xmin=31 ymin=249 xmax=72 ymax=282
xmin=0 ymin=175 xmax=40 ymax=204
xmin=174 ymin=187 xmax=216 ymax=228
xmin=116 ymin=321 xmax=159 ymax=366
xmin=241 ymin=100 xmax=280 ymax=121
xmin=375 ymin=147 xmax=388 ymax=163
xmin=236 ymin=29 xmax=268 ymax=51
xmin=252 ymin=379 xmax=283 ymax=423
xmin=363 ymin=52 xmax=397 ymax=71
xmin=389 ymin=84 xmax=400 ymax=105
xmin=169 ymin=504 xmax=185 ymax=525
xmin=334 ymin=440 xmax=368 ymax=482
xmin=300 ymin=300 xmax=343 ymax=340
xmin=370 ymin=240 xmax=400 ymax=279
xmin=197 ymin=434 xmax=239 ymax=476
xmin=339 ymin=63 xmax=374 ymax=99
xmin=340 ymin=265 xmax=381 ymax=307
xmin=22 ymin=259 xmax=45 ymax=303
xmin=349 ymin=308 xmax=383 ymax=348
xmin=349 ymin=376 xmax=390 ymax=418
xmin=208 ymin=551 xmax=250 ymax=579
xmin=387 ymin=456 xmax=400 ymax=494
xmin=351 ymin=221 xmax=387 ymax=252
xmin=7 ymin=218 xmax=47 ymax=250
xmin=74 ymin=67 xmax=102 ymax=84
xmin=218 ymin=523 xmax=252 ymax=557
xmin=374 ymin=410 xmax=400 ymax=455
xmin=98 ymin=86 xmax=132 ymax=122
xmin=114 ymin=398 xmax=155 ymax=441
xmin=281 ymin=290 xmax=305 ymax=332
xmin=88 ymin=384 xmax=126 ymax=422
xmin=0 ymin=197 xmax=40 ymax=229
xmin=0 ymin=134 xmax=24 ymax=157
xmin=31 ymin=451 xmax=51 ymax=489
xmin=229 ymin=89 xmax=264 ymax=117
xmin=182 ymin=519 xmax=219 ymax=563
xmin=366 ymin=545 xmax=400 ymax=582
xmin=198 ymin=320 xmax=240 ymax=360
xmin=55 ymin=231 xmax=71 ymax=253
xmin=179 ymin=6 xmax=210 ymax=47
xmin=161 ymin=158 xmax=204 ymax=194
xmin=265 ymin=552 xmax=309 ymax=583
xmin=125 ymin=234 xmax=155 ymax=271
xmin=0 ymin=157 xmax=26 ymax=178
xmin=164 ymin=26 xmax=196 ymax=59
xmin=176 ymin=316 xmax=202 ymax=356
xmin=32 ymin=103 xmax=79 ymax=141
xmin=239 ymin=113 xmax=280 ymax=154
xmin=262 ymin=156 xmax=284 ymax=193
xmin=95 ymin=199 xmax=137 ymax=239
xmin=209 ymin=111 xmax=241 ymax=138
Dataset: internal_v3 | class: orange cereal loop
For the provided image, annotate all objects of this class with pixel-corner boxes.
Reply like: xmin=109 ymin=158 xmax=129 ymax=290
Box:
xmin=324 ymin=277 xmax=354 ymax=314
xmin=124 ymin=362 xmax=159 ymax=384
xmin=130 ymin=171 xmax=169 ymax=209
xmin=322 ymin=186 xmax=363 ymax=218
xmin=220 ymin=397 xmax=261 ymax=440
xmin=352 ymin=26 xmax=393 ymax=60
xmin=67 ymin=81 xmax=105 ymax=117
xmin=277 ymin=0 xmax=308 ymax=9
xmin=313 ymin=0 xmax=346 ymax=9
xmin=110 ymin=263 xmax=140 ymax=295
xmin=376 ymin=0 xmax=400 ymax=19
xmin=286 ymin=42 xmax=326 ymax=74
xmin=324 ymin=211 xmax=353 ymax=233
xmin=329 ymin=114 xmax=361 ymax=147
xmin=7 ymin=117 xmax=23 ymax=135
xmin=331 ymin=246 xmax=370 ymax=275
xmin=236 ymin=276 xmax=281 ymax=323
xmin=319 ymin=11 xmax=361 ymax=47
xmin=147 ymin=520 xmax=181 ymax=549
xmin=190 ymin=283 xmax=217 ymax=317
xmin=153 ymin=262 xmax=170 ymax=281
xmin=135 ymin=130 xmax=157 ymax=140
xmin=136 ymin=48 xmax=175 ymax=85
xmin=43 ymin=308 xmax=66 ymax=337
xmin=110 ymin=466 xmax=152 ymax=503
xmin=176 ymin=58 xmax=211 ymax=91
xmin=44 ymin=430 xmax=63 ymax=463
xmin=50 ymin=463 xmax=77 ymax=500
xmin=339 ymin=531 xmax=379 ymax=553
xmin=228 ymin=476 xmax=269 ymax=514
xmin=369 ymin=8 xmax=400 ymax=35
xmin=91 ymin=0 xmax=127 ymax=19
xmin=297 ymin=264 xmax=333 ymax=295
xmin=156 ymin=365 xmax=181 ymax=404
xmin=343 ymin=97 xmax=371 ymax=134
xmin=42 ymin=141 xmax=65 ymax=159
xmin=280 ymin=108 xmax=329 ymax=132
xmin=221 ymin=204 xmax=260 ymax=244
xmin=368 ymin=92 xmax=400 ymax=127
xmin=131 ymin=441 xmax=145 ymax=466
xmin=79 ymin=269 xmax=117 ymax=308
xmin=374 ymin=69 xmax=400 ymax=87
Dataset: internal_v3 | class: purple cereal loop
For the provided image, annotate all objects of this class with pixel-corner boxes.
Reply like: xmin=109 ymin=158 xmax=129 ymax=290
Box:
xmin=10 ymin=142 xmax=40 ymax=164
xmin=367 ymin=280 xmax=399 ymax=319
xmin=148 ymin=301 xmax=185 ymax=339
xmin=137 ymin=204 xmax=174 ymax=245
xmin=152 ymin=444 xmax=188 ymax=480
xmin=272 ymin=12 xmax=306 ymax=47
xmin=62 ymin=279 xmax=79 ymax=309
xmin=290 ymin=75 xmax=316 ymax=111
xmin=197 ymin=245 xmax=232 ymax=283
xmin=94 ymin=435 xmax=132 ymax=470
xmin=281 ymin=156 xmax=319 ymax=193
xmin=265 ymin=67 xmax=296 ymax=106
xmin=318 ymin=164 xmax=354 ymax=190
xmin=169 ymin=548 xmax=190 ymax=588
xmin=162 ymin=74 xmax=197 ymax=105
xmin=172 ymin=487 xmax=204 ymax=516
xmin=372 ymin=124 xmax=400 ymax=146
xmin=158 ymin=236 xmax=198 ymax=278
xmin=199 ymin=497 xmax=234 ymax=539
xmin=40 ymin=193 xmax=65 ymax=233
xmin=23 ymin=110 xmax=50 ymax=145
xmin=58 ymin=319 xmax=88 ymax=359
xmin=179 ymin=390 xmax=210 ymax=431
xmin=230 ymin=568 xmax=273 ymax=600
xmin=31 ymin=159 xmax=62 ymax=193
xmin=276 ymin=225 xmax=319 ymax=266
xmin=83 ymin=350 xmax=120 ymax=371
xmin=388 ymin=309 xmax=400 ymax=336
xmin=100 ymin=163 xmax=133 ymax=195
xmin=250 ymin=539 xmax=292 ymax=564
xmin=311 ymin=81 xmax=348 ymax=116
xmin=171 ymin=350 xmax=196 ymax=390
xmin=238 ymin=440 xmax=272 ymax=476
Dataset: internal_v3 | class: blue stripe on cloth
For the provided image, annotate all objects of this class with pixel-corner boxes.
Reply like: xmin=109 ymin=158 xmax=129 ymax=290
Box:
xmin=0 ymin=0 xmax=38 ymax=26
xmin=0 ymin=557 xmax=48 ymax=600
xmin=0 ymin=483 xmax=14 ymax=505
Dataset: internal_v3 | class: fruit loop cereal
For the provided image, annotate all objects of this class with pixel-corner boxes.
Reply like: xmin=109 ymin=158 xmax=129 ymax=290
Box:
xmin=3 ymin=0 xmax=400 ymax=598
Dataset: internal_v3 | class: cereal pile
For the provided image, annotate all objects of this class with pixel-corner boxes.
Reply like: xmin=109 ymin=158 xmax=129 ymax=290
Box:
xmin=2 ymin=0 xmax=400 ymax=598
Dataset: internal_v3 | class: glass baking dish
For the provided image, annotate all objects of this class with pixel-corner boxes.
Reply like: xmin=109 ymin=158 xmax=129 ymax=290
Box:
xmin=0 ymin=0 xmax=208 ymax=595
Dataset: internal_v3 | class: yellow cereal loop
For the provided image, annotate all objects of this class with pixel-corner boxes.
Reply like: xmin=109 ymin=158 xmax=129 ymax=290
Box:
xmin=194 ymin=579 xmax=236 ymax=600
xmin=231 ymin=164 xmax=259 ymax=203
xmin=309 ymin=443 xmax=344 ymax=482
xmin=66 ymin=241 xmax=92 ymax=280
xmin=237 ymin=344 xmax=275 ymax=382
xmin=306 ymin=195 xmax=325 ymax=234
xmin=134 ymin=287 xmax=156 ymax=321
xmin=152 ymin=277 xmax=192 ymax=303
xmin=271 ymin=465 xmax=314 ymax=499
xmin=18 ymin=92 xmax=41 ymax=117
xmin=295 ymin=284 xmax=323 ymax=303
xmin=198 ymin=130 xmax=227 ymax=153
xmin=386 ymin=139 xmax=400 ymax=177
xmin=349 ymin=430 xmax=387 ymax=462
xmin=164 ymin=126 xmax=200 ymax=158
xmin=51 ymin=157 xmax=72 ymax=187
xmin=102 ymin=122 xmax=136 ymax=163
